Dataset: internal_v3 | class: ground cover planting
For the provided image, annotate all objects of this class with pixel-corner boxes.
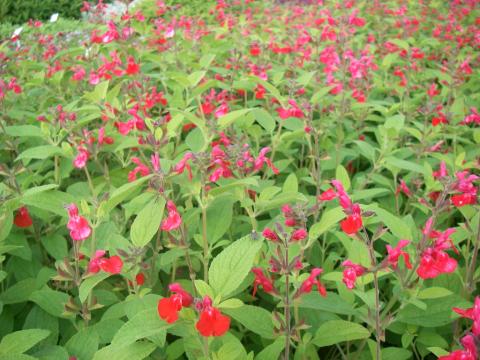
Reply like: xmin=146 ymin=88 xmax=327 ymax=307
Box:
xmin=0 ymin=0 xmax=479 ymax=359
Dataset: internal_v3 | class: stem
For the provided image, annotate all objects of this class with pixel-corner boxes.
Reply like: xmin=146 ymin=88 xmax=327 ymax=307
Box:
xmin=54 ymin=155 xmax=60 ymax=184
xmin=284 ymin=245 xmax=291 ymax=360
xmin=363 ymin=228 xmax=381 ymax=360
xmin=201 ymin=203 xmax=209 ymax=282
xmin=466 ymin=211 xmax=480 ymax=292
xmin=202 ymin=337 xmax=209 ymax=359
xmin=84 ymin=166 xmax=95 ymax=199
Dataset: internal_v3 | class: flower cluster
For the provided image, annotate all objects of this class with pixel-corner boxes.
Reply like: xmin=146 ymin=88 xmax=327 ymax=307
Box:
xmin=157 ymin=284 xmax=230 ymax=337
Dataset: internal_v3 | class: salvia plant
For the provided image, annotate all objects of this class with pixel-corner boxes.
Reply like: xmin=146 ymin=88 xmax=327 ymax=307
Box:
xmin=0 ymin=0 xmax=479 ymax=359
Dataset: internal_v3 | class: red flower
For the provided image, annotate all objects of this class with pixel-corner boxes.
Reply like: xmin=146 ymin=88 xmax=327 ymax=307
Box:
xmin=252 ymin=267 xmax=276 ymax=296
xmin=196 ymin=296 xmax=230 ymax=337
xmin=66 ymin=204 xmax=91 ymax=241
xmin=125 ymin=56 xmax=140 ymax=75
xmin=342 ymin=260 xmax=366 ymax=289
xmin=158 ymin=296 xmax=182 ymax=323
xmin=318 ymin=188 xmax=336 ymax=201
xmin=451 ymin=193 xmax=476 ymax=207
xmin=135 ymin=273 xmax=145 ymax=286
xmin=250 ymin=44 xmax=261 ymax=57
xmin=296 ymin=268 xmax=326 ymax=297
xmin=161 ymin=201 xmax=182 ymax=232
xmin=88 ymin=250 xmax=106 ymax=273
xmin=341 ymin=214 xmax=363 ymax=235
xmin=386 ymin=240 xmax=412 ymax=269
xmin=99 ymin=255 xmax=123 ymax=274
xmin=14 ymin=206 xmax=33 ymax=228
xmin=157 ymin=283 xmax=193 ymax=324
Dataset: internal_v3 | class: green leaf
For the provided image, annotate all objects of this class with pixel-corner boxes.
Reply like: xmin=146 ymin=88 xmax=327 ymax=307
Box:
xmin=130 ymin=198 xmax=165 ymax=247
xmin=385 ymin=157 xmax=426 ymax=175
xmin=255 ymin=337 xmax=285 ymax=360
xmin=252 ymin=108 xmax=275 ymax=133
xmin=93 ymin=342 xmax=156 ymax=360
xmin=282 ymin=173 xmax=298 ymax=193
xmin=0 ymin=329 xmax=50 ymax=355
xmin=194 ymin=280 xmax=215 ymax=298
xmin=101 ymin=175 xmax=152 ymax=214
xmin=223 ymin=305 xmax=274 ymax=339
xmin=397 ymin=295 xmax=469 ymax=327
xmin=310 ymin=86 xmax=333 ymax=104
xmin=206 ymin=196 xmax=234 ymax=243
xmin=16 ymin=145 xmax=62 ymax=161
xmin=111 ymin=308 xmax=170 ymax=347
xmin=29 ymin=288 xmax=69 ymax=317
xmin=5 ymin=125 xmax=43 ymax=138
xmin=65 ymin=329 xmax=99 ymax=360
xmin=382 ymin=347 xmax=412 ymax=360
xmin=84 ymin=80 xmax=109 ymax=102
xmin=308 ymin=207 xmax=344 ymax=244
xmin=297 ymin=292 xmax=357 ymax=316
xmin=313 ymin=320 xmax=370 ymax=347
xmin=209 ymin=235 xmax=263 ymax=298
xmin=335 ymin=165 xmax=351 ymax=191
xmin=79 ymin=273 xmax=110 ymax=303
xmin=365 ymin=206 xmax=412 ymax=240
xmin=0 ymin=278 xmax=37 ymax=305
xmin=248 ymin=76 xmax=286 ymax=106
xmin=418 ymin=287 xmax=453 ymax=299
xmin=218 ymin=109 xmax=252 ymax=128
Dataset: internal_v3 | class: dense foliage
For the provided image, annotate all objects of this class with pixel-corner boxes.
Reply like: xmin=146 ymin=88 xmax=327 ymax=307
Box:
xmin=0 ymin=0 xmax=479 ymax=359
xmin=0 ymin=0 xmax=87 ymax=24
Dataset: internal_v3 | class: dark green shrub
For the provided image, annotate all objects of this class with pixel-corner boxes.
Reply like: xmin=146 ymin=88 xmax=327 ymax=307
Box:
xmin=0 ymin=0 xmax=84 ymax=24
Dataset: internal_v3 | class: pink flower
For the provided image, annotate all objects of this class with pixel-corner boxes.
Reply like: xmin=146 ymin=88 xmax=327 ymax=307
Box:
xmin=331 ymin=180 xmax=352 ymax=210
xmin=386 ymin=240 xmax=412 ymax=269
xmin=128 ymin=157 xmax=150 ymax=182
xmin=291 ymin=228 xmax=307 ymax=241
xmin=88 ymin=250 xmax=106 ymax=273
xmin=161 ymin=201 xmax=182 ymax=232
xmin=439 ymin=335 xmax=477 ymax=360
xmin=174 ymin=153 xmax=193 ymax=180
xmin=395 ymin=179 xmax=412 ymax=197
xmin=453 ymin=297 xmax=480 ymax=336
xmin=342 ymin=260 xmax=366 ymax=289
xmin=66 ymin=204 xmax=91 ymax=241
xmin=73 ymin=147 xmax=89 ymax=169
xmin=72 ymin=66 xmax=86 ymax=81
xmin=318 ymin=188 xmax=336 ymax=201
xmin=253 ymin=147 xmax=279 ymax=174
xmin=262 ymin=228 xmax=279 ymax=242
xmin=417 ymin=247 xmax=457 ymax=279
xmin=427 ymin=83 xmax=440 ymax=98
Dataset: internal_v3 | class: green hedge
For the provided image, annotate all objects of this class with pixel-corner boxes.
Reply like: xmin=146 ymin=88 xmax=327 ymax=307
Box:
xmin=0 ymin=0 xmax=85 ymax=24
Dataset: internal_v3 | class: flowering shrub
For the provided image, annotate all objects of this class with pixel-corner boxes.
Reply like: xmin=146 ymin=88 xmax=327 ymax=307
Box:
xmin=0 ymin=0 xmax=479 ymax=359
